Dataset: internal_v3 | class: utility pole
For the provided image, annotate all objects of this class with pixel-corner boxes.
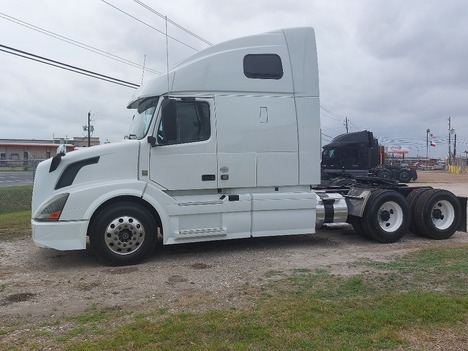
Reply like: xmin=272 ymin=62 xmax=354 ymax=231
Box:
xmin=448 ymin=117 xmax=451 ymax=166
xmin=448 ymin=117 xmax=455 ymax=166
xmin=344 ymin=117 xmax=349 ymax=133
xmin=82 ymin=111 xmax=94 ymax=147
xmin=426 ymin=128 xmax=430 ymax=168
xmin=453 ymin=133 xmax=457 ymax=160
xmin=87 ymin=112 xmax=91 ymax=147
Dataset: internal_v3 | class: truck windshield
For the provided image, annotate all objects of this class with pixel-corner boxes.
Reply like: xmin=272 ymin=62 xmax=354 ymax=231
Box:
xmin=127 ymin=97 xmax=159 ymax=139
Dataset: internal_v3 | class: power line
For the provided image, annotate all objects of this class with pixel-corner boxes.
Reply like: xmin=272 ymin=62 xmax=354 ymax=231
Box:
xmin=321 ymin=132 xmax=334 ymax=139
xmin=348 ymin=119 xmax=361 ymax=132
xmin=320 ymin=110 xmax=342 ymax=122
xmin=0 ymin=43 xmax=139 ymax=89
xmin=0 ymin=11 xmax=162 ymax=75
xmin=320 ymin=106 xmax=345 ymax=119
xmin=101 ymin=0 xmax=199 ymax=51
xmin=133 ymin=0 xmax=213 ymax=46
xmin=321 ymin=125 xmax=343 ymax=135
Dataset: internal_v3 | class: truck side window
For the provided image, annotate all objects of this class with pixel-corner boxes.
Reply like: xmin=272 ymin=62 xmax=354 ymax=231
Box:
xmin=159 ymin=100 xmax=210 ymax=145
xmin=243 ymin=54 xmax=283 ymax=79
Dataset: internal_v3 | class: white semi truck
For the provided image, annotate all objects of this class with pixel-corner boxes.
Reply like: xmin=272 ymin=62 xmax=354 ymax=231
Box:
xmin=31 ymin=28 xmax=466 ymax=265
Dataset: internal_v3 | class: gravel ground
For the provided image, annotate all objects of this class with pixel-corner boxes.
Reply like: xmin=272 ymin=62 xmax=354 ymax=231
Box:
xmin=1 ymin=171 xmax=467 ymax=332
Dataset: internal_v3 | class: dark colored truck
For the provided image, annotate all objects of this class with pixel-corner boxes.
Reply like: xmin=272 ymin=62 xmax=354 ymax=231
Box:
xmin=321 ymin=130 xmax=417 ymax=183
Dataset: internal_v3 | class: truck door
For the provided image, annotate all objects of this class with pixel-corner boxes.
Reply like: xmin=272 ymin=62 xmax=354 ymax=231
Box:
xmin=148 ymin=98 xmax=218 ymax=190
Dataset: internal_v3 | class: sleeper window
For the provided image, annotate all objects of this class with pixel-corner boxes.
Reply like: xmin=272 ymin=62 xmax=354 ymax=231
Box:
xmin=243 ymin=54 xmax=283 ymax=79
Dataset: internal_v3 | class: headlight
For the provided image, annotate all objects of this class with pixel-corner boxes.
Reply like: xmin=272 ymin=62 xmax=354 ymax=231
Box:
xmin=34 ymin=193 xmax=70 ymax=221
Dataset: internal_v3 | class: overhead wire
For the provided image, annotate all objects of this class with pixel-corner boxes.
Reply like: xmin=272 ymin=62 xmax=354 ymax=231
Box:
xmin=0 ymin=11 xmax=162 ymax=75
xmin=320 ymin=110 xmax=342 ymax=122
xmin=0 ymin=44 xmax=139 ymax=89
xmin=348 ymin=119 xmax=361 ymax=132
xmin=321 ymin=132 xmax=334 ymax=139
xmin=133 ymin=0 xmax=212 ymax=46
xmin=101 ymin=0 xmax=199 ymax=51
xmin=320 ymin=106 xmax=345 ymax=120
xmin=321 ymin=125 xmax=343 ymax=135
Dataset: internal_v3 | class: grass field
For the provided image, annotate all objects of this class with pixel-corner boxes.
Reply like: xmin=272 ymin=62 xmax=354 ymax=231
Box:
xmin=0 ymin=186 xmax=32 ymax=240
xmin=1 ymin=186 xmax=467 ymax=350
xmin=17 ymin=246 xmax=467 ymax=351
xmin=0 ymin=185 xmax=32 ymax=215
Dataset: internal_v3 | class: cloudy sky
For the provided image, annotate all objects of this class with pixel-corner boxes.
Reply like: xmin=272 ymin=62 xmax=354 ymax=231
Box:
xmin=1 ymin=0 xmax=467 ymax=158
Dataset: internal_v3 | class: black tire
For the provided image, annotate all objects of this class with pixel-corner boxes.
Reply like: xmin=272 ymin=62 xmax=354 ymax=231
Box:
xmin=398 ymin=169 xmax=412 ymax=183
xmin=348 ymin=215 xmax=368 ymax=238
xmin=390 ymin=168 xmax=400 ymax=181
xmin=413 ymin=189 xmax=462 ymax=240
xmin=89 ymin=202 xmax=157 ymax=265
xmin=406 ymin=187 xmax=432 ymax=235
xmin=361 ymin=190 xmax=410 ymax=243
xmin=377 ymin=169 xmax=392 ymax=179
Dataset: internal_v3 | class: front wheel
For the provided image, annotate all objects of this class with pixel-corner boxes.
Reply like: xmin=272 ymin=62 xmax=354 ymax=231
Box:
xmin=89 ymin=202 xmax=157 ymax=265
xmin=361 ymin=190 xmax=410 ymax=243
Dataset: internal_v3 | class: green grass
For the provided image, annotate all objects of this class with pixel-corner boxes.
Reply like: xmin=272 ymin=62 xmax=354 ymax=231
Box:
xmin=63 ymin=288 xmax=466 ymax=351
xmin=0 ymin=185 xmax=32 ymax=215
xmin=0 ymin=211 xmax=31 ymax=240
xmin=0 ymin=245 xmax=451 ymax=351
xmin=356 ymin=246 xmax=468 ymax=295
xmin=0 ymin=186 xmax=32 ymax=240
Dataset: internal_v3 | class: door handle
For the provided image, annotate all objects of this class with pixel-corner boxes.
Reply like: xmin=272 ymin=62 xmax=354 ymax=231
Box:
xmin=202 ymin=174 xmax=216 ymax=181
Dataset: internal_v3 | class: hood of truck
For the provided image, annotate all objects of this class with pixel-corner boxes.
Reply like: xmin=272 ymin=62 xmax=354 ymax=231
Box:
xmin=32 ymin=140 xmax=141 ymax=214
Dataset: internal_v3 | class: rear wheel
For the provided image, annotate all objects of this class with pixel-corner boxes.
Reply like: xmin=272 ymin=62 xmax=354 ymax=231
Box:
xmin=398 ymin=169 xmax=412 ymax=183
xmin=414 ymin=189 xmax=461 ymax=239
xmin=89 ymin=202 xmax=157 ymax=265
xmin=361 ymin=190 xmax=410 ymax=243
xmin=406 ymin=187 xmax=432 ymax=235
xmin=377 ymin=169 xmax=392 ymax=179
xmin=348 ymin=215 xmax=368 ymax=238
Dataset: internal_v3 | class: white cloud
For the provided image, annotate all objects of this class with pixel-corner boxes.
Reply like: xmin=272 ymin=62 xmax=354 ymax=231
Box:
xmin=0 ymin=0 xmax=467 ymax=156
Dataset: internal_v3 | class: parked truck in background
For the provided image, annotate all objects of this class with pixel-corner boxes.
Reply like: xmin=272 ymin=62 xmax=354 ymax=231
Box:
xmin=321 ymin=130 xmax=417 ymax=184
xmin=31 ymin=28 xmax=466 ymax=265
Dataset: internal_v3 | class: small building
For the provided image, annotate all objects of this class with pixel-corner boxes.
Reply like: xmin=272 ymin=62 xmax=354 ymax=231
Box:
xmin=0 ymin=136 xmax=100 ymax=165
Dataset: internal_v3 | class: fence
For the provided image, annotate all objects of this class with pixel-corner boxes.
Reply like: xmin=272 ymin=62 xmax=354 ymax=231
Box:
xmin=448 ymin=158 xmax=468 ymax=174
xmin=0 ymin=159 xmax=45 ymax=184
xmin=0 ymin=159 xmax=43 ymax=170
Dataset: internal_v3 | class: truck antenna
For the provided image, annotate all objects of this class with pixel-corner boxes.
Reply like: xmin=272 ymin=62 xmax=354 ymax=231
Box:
xmin=165 ymin=16 xmax=170 ymax=92
xmin=140 ymin=54 xmax=146 ymax=85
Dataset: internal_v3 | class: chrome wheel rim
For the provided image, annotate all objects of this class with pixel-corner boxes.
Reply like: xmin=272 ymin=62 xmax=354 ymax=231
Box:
xmin=104 ymin=216 xmax=145 ymax=255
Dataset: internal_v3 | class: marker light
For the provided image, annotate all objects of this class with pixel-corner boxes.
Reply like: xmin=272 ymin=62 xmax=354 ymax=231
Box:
xmin=34 ymin=193 xmax=70 ymax=221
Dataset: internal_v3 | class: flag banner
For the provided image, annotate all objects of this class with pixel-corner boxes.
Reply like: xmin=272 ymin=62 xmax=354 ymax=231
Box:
xmin=430 ymin=133 xmax=436 ymax=147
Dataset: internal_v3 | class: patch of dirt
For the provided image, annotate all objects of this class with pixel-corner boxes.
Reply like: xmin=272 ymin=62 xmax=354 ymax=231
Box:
xmin=1 ymin=292 xmax=36 ymax=306
xmin=0 ymin=172 xmax=467 ymax=349
xmin=416 ymin=170 xmax=468 ymax=184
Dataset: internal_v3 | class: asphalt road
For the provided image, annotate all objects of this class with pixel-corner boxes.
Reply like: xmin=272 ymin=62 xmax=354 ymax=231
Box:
xmin=0 ymin=171 xmax=34 ymax=187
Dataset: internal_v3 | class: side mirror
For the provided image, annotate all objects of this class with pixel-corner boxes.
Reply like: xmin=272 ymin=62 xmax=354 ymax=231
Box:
xmin=147 ymin=135 xmax=157 ymax=147
xmin=158 ymin=99 xmax=178 ymax=144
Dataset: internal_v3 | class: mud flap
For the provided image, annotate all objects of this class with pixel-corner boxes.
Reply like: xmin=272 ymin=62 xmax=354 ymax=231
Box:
xmin=457 ymin=196 xmax=467 ymax=232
